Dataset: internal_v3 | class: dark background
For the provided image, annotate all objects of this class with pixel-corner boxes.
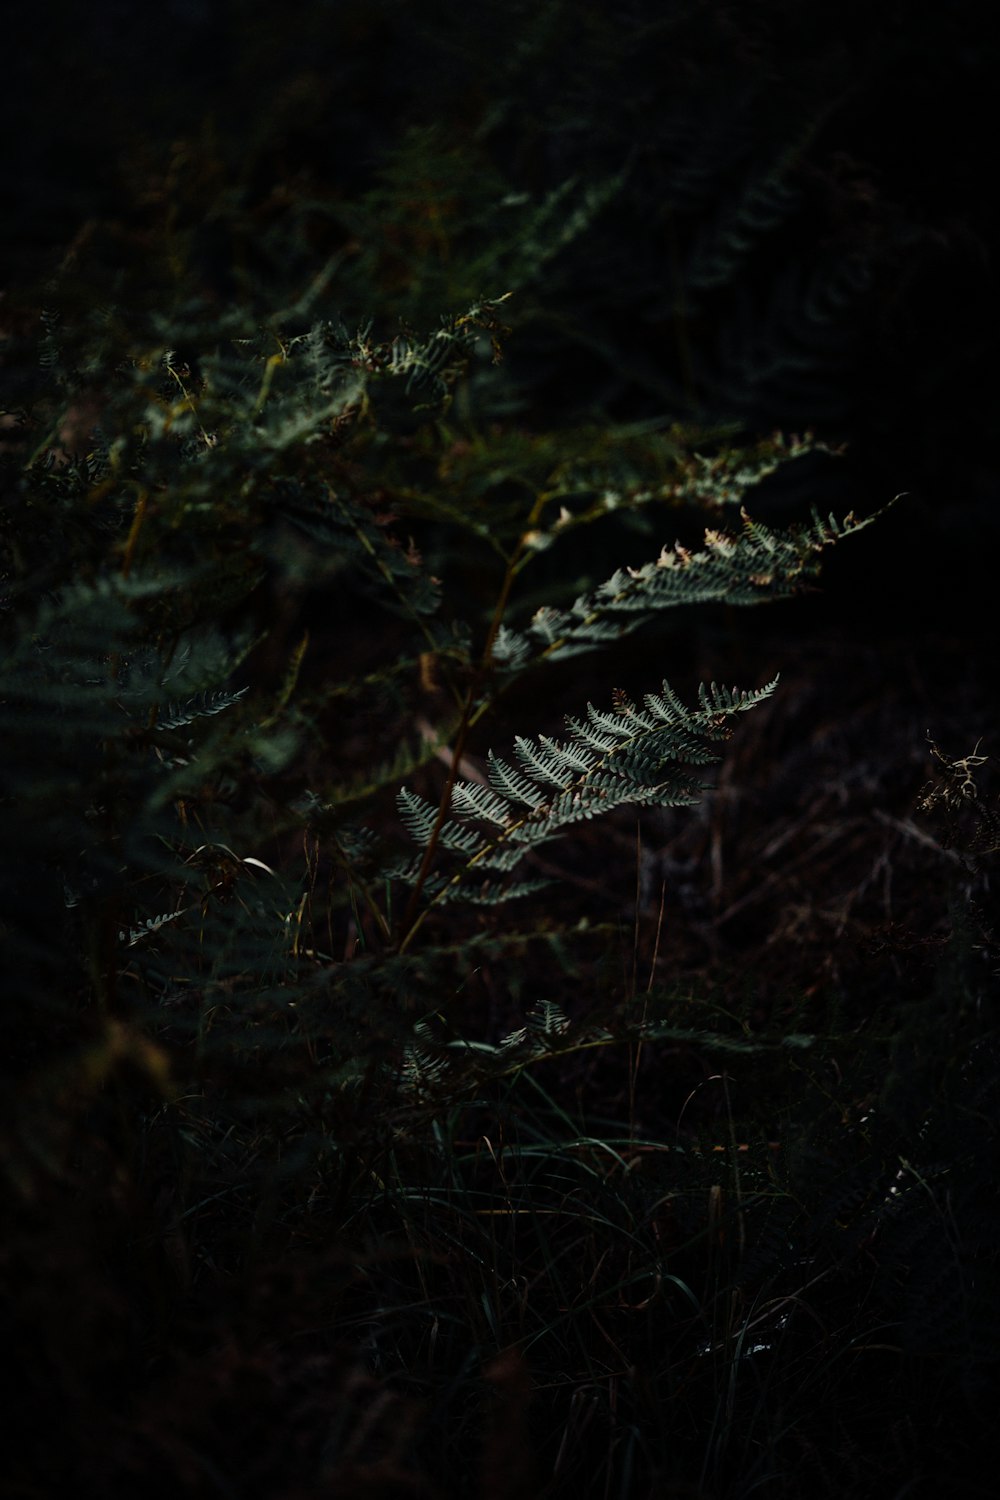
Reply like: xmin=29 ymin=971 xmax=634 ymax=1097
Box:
xmin=7 ymin=1 xmax=999 ymax=484
xmin=4 ymin=8 xmax=999 ymax=1495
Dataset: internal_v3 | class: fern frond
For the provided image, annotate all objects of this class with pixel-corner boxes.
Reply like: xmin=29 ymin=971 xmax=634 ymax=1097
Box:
xmin=434 ymin=876 xmax=551 ymax=906
xmin=642 ymin=680 xmax=696 ymax=724
xmin=388 ymin=674 xmax=777 ymax=910
xmin=397 ymin=788 xmax=444 ymax=845
xmin=490 ymin=623 xmax=533 ymax=669
xmin=157 ymin=686 xmax=249 ymax=731
xmin=485 ymin=753 xmax=549 ymax=809
xmin=494 ymin=507 xmax=879 ymax=677
xmin=448 ymin=780 xmax=514 ymax=825
xmin=528 ymin=998 xmax=572 ymax=1036
xmin=512 ymin=734 xmax=578 ymax=789
xmin=697 ymin=680 xmax=777 ymax=715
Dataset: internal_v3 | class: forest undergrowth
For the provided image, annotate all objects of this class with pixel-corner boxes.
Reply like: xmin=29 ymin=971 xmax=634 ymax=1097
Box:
xmin=4 ymin=9 xmax=1000 ymax=1494
xmin=3 ymin=293 xmax=995 ymax=1500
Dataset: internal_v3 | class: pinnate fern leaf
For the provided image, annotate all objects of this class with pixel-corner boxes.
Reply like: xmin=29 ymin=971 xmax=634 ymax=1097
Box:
xmin=492 ymin=506 xmax=880 ymax=674
xmin=390 ymin=674 xmax=778 ymax=908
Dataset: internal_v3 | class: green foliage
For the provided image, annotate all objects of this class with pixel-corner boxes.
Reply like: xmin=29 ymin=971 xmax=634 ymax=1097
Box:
xmin=2 ymin=283 xmax=859 ymax=1037
xmin=390 ymin=678 xmax=780 ymax=911
xmin=3 ymin=209 xmax=994 ymax=1500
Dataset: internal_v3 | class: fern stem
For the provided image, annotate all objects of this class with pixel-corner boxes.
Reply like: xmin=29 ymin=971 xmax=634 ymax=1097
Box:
xmin=120 ymin=485 xmax=149 ymax=578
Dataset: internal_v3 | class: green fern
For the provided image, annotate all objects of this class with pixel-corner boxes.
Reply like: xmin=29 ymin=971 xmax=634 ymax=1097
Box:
xmin=387 ymin=676 xmax=777 ymax=913
xmin=491 ymin=506 xmax=879 ymax=672
xmin=6 ymin=17 xmax=993 ymax=1497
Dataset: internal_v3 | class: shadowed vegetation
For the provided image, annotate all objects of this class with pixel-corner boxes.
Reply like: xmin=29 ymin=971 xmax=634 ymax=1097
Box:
xmin=3 ymin=5 xmax=998 ymax=1496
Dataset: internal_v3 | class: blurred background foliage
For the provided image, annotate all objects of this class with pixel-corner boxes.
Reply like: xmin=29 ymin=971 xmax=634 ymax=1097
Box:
xmin=7 ymin=0 xmax=1000 ymax=636
xmin=7 ymin=0 xmax=999 ymax=474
